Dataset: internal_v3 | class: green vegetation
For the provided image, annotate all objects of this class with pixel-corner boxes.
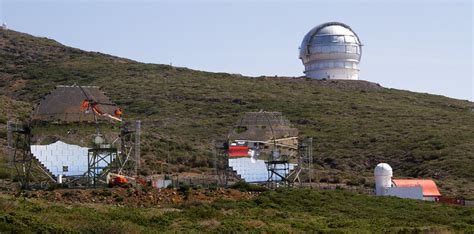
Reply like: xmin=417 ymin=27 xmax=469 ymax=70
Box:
xmin=230 ymin=181 xmax=268 ymax=192
xmin=0 ymin=29 xmax=473 ymax=196
xmin=0 ymin=189 xmax=472 ymax=232
xmin=0 ymin=95 xmax=31 ymax=178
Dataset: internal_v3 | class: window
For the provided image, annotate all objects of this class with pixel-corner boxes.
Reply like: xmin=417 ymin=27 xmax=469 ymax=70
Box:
xmin=62 ymin=166 xmax=68 ymax=172
xmin=315 ymin=36 xmax=325 ymax=44
xmin=315 ymin=35 xmax=345 ymax=44
xmin=322 ymin=36 xmax=332 ymax=43
xmin=345 ymin=36 xmax=356 ymax=43
xmin=345 ymin=62 xmax=352 ymax=68
xmin=319 ymin=45 xmax=345 ymax=53
xmin=346 ymin=45 xmax=357 ymax=53
xmin=335 ymin=62 xmax=344 ymax=68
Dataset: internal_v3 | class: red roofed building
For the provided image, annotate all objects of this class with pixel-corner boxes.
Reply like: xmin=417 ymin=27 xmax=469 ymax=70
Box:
xmin=374 ymin=163 xmax=442 ymax=201
xmin=392 ymin=179 xmax=441 ymax=201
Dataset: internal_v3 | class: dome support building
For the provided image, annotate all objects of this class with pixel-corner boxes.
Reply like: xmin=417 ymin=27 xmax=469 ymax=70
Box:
xmin=374 ymin=163 xmax=441 ymax=201
xmin=299 ymin=22 xmax=362 ymax=80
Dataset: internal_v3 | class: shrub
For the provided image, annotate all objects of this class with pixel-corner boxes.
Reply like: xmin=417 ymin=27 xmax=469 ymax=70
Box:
xmin=98 ymin=189 xmax=112 ymax=197
xmin=178 ymin=183 xmax=191 ymax=198
xmin=230 ymin=181 xmax=268 ymax=192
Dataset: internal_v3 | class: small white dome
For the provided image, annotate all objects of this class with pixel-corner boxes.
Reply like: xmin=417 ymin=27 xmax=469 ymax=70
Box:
xmin=374 ymin=163 xmax=393 ymax=176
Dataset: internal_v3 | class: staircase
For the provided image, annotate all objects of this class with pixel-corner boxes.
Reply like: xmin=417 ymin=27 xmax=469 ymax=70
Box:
xmin=32 ymin=157 xmax=57 ymax=182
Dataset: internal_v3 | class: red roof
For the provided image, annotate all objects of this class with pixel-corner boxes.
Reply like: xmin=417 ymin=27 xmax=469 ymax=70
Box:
xmin=392 ymin=179 xmax=441 ymax=197
xmin=228 ymin=146 xmax=249 ymax=158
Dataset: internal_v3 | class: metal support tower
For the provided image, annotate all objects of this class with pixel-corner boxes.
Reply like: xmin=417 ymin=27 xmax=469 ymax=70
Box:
xmin=298 ymin=137 xmax=314 ymax=185
xmin=135 ymin=120 xmax=141 ymax=175
xmin=118 ymin=120 xmax=141 ymax=176
xmin=265 ymin=159 xmax=291 ymax=189
xmin=87 ymin=147 xmax=118 ymax=187
xmin=7 ymin=121 xmax=74 ymax=189
xmin=213 ymin=140 xmax=229 ymax=187
xmin=7 ymin=121 xmax=33 ymax=188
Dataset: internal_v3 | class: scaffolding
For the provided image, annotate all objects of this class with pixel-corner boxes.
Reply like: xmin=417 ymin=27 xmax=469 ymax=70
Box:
xmin=7 ymin=121 xmax=33 ymax=188
xmin=264 ymin=138 xmax=313 ymax=188
xmin=117 ymin=120 xmax=141 ymax=177
xmin=87 ymin=147 xmax=118 ymax=187
xmin=265 ymin=156 xmax=292 ymax=188
xmin=213 ymin=140 xmax=229 ymax=187
xmin=298 ymin=137 xmax=314 ymax=185
xmin=87 ymin=120 xmax=140 ymax=187
xmin=7 ymin=121 xmax=57 ymax=189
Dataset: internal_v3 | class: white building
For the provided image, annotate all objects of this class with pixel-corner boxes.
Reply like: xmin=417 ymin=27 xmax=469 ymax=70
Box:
xmin=299 ymin=22 xmax=362 ymax=80
xmin=374 ymin=163 xmax=441 ymax=201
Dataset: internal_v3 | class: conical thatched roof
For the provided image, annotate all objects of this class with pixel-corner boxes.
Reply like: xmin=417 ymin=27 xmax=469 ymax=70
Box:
xmin=229 ymin=111 xmax=298 ymax=141
xmin=32 ymin=85 xmax=119 ymax=123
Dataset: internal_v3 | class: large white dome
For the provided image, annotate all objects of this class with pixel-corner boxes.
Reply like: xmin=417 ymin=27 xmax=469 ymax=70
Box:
xmin=299 ymin=22 xmax=362 ymax=80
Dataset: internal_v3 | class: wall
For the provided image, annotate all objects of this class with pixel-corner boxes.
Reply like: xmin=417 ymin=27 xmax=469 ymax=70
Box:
xmin=384 ymin=186 xmax=424 ymax=200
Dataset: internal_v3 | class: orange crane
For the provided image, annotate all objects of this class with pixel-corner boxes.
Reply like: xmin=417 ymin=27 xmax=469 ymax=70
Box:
xmin=78 ymin=85 xmax=123 ymax=122
xmin=80 ymin=99 xmax=123 ymax=122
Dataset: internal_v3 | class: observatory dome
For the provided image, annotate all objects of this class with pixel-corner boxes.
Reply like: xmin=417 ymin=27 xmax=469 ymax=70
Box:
xmin=374 ymin=163 xmax=393 ymax=177
xmin=299 ymin=22 xmax=362 ymax=80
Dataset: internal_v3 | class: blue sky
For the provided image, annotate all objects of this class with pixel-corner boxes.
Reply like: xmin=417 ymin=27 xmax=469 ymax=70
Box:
xmin=1 ymin=0 xmax=473 ymax=100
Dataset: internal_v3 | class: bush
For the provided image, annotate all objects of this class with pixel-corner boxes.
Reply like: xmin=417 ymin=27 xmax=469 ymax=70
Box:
xmin=0 ymin=169 xmax=9 ymax=179
xmin=178 ymin=183 xmax=191 ymax=198
xmin=98 ymin=189 xmax=112 ymax=197
xmin=346 ymin=177 xmax=366 ymax=186
xmin=230 ymin=181 xmax=268 ymax=192
xmin=330 ymin=176 xmax=341 ymax=184
xmin=114 ymin=196 xmax=124 ymax=202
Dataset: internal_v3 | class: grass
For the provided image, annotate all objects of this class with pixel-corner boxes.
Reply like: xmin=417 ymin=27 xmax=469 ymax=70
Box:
xmin=0 ymin=29 xmax=473 ymax=196
xmin=0 ymin=189 xmax=472 ymax=232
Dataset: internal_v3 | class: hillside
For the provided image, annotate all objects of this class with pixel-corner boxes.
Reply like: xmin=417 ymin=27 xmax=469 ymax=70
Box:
xmin=0 ymin=29 xmax=473 ymax=196
xmin=0 ymin=188 xmax=473 ymax=232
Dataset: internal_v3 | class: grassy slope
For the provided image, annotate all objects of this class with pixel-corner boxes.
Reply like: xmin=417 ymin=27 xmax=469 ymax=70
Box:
xmin=0 ymin=29 xmax=473 ymax=195
xmin=0 ymin=189 xmax=473 ymax=232
xmin=0 ymin=95 xmax=31 ymax=179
